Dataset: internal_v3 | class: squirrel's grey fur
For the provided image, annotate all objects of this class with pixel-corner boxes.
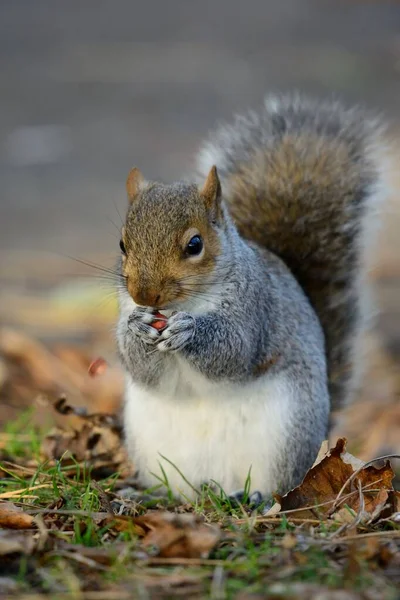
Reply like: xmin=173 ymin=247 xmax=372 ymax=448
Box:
xmin=197 ymin=94 xmax=386 ymax=411
xmin=116 ymin=95 xmax=386 ymax=501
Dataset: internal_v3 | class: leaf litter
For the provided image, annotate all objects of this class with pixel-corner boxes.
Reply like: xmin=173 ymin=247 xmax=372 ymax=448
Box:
xmin=0 ymin=330 xmax=399 ymax=598
xmin=0 ymin=400 xmax=398 ymax=599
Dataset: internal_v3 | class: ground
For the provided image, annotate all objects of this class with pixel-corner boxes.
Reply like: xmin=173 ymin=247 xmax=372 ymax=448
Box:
xmin=0 ymin=404 xmax=399 ymax=599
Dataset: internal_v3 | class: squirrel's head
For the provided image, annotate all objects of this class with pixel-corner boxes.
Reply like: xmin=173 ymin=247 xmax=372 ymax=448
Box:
xmin=120 ymin=166 xmax=224 ymax=309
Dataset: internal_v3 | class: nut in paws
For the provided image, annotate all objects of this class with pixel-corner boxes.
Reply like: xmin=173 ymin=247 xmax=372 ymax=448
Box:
xmin=128 ymin=308 xmax=160 ymax=345
xmin=157 ymin=312 xmax=195 ymax=352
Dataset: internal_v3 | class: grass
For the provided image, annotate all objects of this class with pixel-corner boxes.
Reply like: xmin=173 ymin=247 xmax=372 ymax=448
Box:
xmin=2 ymin=407 xmax=42 ymax=459
xmin=0 ymin=412 xmax=399 ymax=600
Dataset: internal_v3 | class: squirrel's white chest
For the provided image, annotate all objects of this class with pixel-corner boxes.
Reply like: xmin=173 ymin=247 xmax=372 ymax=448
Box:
xmin=123 ymin=359 xmax=292 ymax=500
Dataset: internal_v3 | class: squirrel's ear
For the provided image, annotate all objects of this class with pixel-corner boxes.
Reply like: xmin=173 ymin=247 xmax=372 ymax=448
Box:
xmin=200 ymin=166 xmax=222 ymax=213
xmin=126 ymin=167 xmax=145 ymax=204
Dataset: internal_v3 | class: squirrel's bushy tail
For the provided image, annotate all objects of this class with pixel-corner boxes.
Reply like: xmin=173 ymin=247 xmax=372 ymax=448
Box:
xmin=197 ymin=95 xmax=388 ymax=410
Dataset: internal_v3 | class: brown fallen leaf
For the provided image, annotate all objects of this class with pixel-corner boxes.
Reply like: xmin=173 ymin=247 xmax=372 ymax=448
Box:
xmin=98 ymin=514 xmax=147 ymax=536
xmin=49 ymin=396 xmax=123 ymax=431
xmin=349 ymin=536 xmax=399 ymax=567
xmin=133 ymin=512 xmax=221 ymax=559
xmin=40 ymin=396 xmax=129 ymax=477
xmin=0 ymin=502 xmax=35 ymax=529
xmin=76 ymin=510 xmax=220 ymax=558
xmin=275 ymin=439 xmax=398 ymax=522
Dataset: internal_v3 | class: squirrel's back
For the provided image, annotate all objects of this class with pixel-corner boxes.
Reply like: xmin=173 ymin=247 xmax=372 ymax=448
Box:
xmin=197 ymin=95 xmax=388 ymax=411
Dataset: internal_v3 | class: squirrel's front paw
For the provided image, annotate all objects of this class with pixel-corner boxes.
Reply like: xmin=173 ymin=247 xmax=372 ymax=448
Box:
xmin=157 ymin=312 xmax=195 ymax=352
xmin=128 ymin=308 xmax=160 ymax=345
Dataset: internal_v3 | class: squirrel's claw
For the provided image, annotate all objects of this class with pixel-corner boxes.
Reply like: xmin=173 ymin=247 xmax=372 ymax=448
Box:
xmin=229 ymin=489 xmax=271 ymax=511
xmin=128 ymin=309 xmax=160 ymax=345
xmin=157 ymin=312 xmax=195 ymax=352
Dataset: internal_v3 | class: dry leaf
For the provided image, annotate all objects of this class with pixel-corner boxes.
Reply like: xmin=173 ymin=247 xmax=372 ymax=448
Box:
xmin=40 ymin=397 xmax=129 ymax=476
xmin=132 ymin=512 xmax=220 ymax=558
xmin=97 ymin=514 xmax=147 ymax=537
xmin=278 ymin=438 xmax=397 ymax=521
xmin=263 ymin=501 xmax=282 ymax=517
xmin=49 ymin=396 xmax=122 ymax=432
xmin=94 ymin=511 xmax=221 ymax=558
xmin=0 ymin=502 xmax=35 ymax=529
xmin=311 ymin=439 xmax=330 ymax=468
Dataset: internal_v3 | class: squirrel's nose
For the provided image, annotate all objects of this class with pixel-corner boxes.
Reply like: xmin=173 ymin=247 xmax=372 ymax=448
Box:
xmin=127 ymin=282 xmax=161 ymax=307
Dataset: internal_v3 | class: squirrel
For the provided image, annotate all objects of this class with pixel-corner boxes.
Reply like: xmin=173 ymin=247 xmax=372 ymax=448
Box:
xmin=116 ymin=95 xmax=387 ymax=503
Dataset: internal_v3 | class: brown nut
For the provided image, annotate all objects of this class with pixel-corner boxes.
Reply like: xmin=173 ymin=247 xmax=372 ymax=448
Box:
xmin=152 ymin=311 xmax=167 ymax=331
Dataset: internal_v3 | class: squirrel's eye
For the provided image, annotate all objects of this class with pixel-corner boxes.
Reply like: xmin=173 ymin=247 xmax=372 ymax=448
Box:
xmin=185 ymin=235 xmax=203 ymax=257
xmin=119 ymin=239 xmax=126 ymax=255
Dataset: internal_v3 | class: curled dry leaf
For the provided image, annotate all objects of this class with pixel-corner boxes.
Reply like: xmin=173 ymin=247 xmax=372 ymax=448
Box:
xmin=50 ymin=396 xmax=122 ymax=430
xmin=41 ymin=397 xmax=129 ymax=476
xmin=275 ymin=438 xmax=398 ymax=522
xmin=0 ymin=502 xmax=35 ymax=530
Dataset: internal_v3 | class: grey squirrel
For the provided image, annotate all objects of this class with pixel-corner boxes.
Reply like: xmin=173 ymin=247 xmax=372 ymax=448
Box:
xmin=116 ymin=95 xmax=387 ymax=502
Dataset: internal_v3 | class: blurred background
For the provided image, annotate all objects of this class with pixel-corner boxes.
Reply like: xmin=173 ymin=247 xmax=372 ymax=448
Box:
xmin=0 ymin=0 xmax=399 ymax=458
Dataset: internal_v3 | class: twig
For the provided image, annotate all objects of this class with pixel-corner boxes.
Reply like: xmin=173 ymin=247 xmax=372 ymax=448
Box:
xmin=329 ymin=478 xmax=365 ymax=539
xmin=0 ymin=593 xmax=133 ymax=600
xmin=338 ymin=530 xmax=400 ymax=543
xmin=1 ymin=461 xmax=44 ymax=475
xmin=0 ymin=483 xmax=52 ymax=499
xmin=143 ymin=557 xmax=232 ymax=567
xmin=53 ymin=550 xmax=108 ymax=571
xmin=34 ymin=514 xmax=49 ymax=552
xmin=24 ymin=507 xmax=110 ymax=518
xmin=235 ymin=481 xmax=381 ymax=525
xmin=236 ymin=516 xmax=324 ymax=526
